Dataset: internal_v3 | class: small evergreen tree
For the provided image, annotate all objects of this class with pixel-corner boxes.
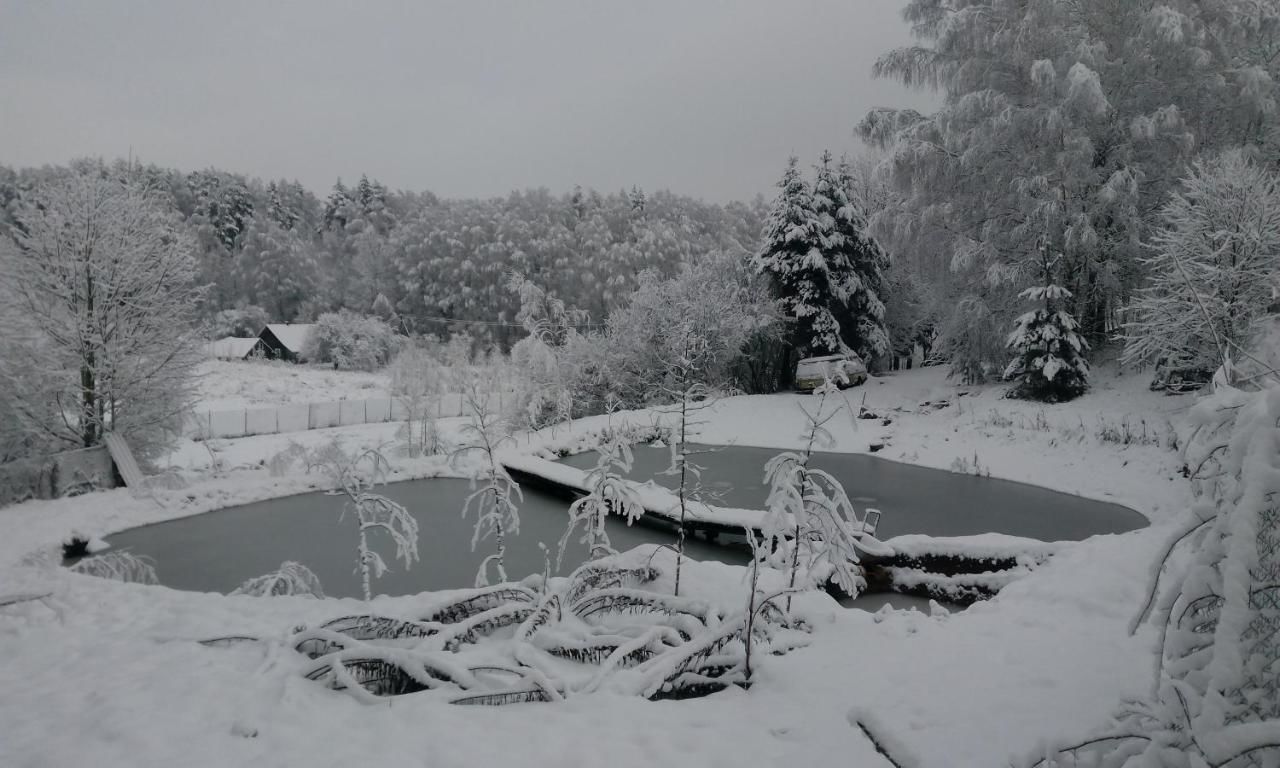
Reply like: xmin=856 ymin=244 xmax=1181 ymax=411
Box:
xmin=1002 ymin=249 xmax=1089 ymax=402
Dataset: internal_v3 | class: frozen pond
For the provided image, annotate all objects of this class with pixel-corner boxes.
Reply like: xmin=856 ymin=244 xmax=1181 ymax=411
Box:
xmin=560 ymin=443 xmax=1147 ymax=541
xmin=103 ymin=478 xmax=740 ymax=599
xmin=99 ymin=444 xmax=1143 ymax=610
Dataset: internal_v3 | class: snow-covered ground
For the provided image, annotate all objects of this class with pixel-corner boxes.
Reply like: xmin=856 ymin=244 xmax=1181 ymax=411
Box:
xmin=194 ymin=359 xmax=390 ymax=412
xmin=0 ymin=365 xmax=1197 ymax=767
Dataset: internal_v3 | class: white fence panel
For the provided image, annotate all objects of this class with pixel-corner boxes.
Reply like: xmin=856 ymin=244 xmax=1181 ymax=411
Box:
xmin=365 ymin=398 xmax=392 ymax=423
xmin=210 ymin=410 xmax=247 ymax=439
xmin=278 ymin=404 xmax=310 ymax=434
xmin=245 ymin=407 xmax=278 ymax=436
xmin=310 ymin=401 xmax=341 ymax=430
xmin=338 ymin=399 xmax=365 ymax=427
xmin=187 ymin=391 xmax=514 ymax=441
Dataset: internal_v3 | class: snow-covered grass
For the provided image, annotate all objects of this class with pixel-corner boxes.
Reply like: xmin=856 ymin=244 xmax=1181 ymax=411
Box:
xmin=0 ymin=364 xmax=1199 ymax=767
xmin=194 ymin=359 xmax=389 ymax=412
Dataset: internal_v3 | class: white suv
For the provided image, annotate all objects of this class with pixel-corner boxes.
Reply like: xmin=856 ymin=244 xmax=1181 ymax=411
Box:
xmin=794 ymin=353 xmax=868 ymax=392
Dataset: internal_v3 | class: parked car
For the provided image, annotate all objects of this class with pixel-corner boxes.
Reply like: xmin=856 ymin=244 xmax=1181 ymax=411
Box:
xmin=1148 ymin=357 xmax=1214 ymax=393
xmin=794 ymin=353 xmax=868 ymax=392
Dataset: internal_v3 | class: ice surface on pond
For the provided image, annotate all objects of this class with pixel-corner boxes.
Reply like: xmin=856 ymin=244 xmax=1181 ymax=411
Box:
xmin=560 ymin=443 xmax=1147 ymax=541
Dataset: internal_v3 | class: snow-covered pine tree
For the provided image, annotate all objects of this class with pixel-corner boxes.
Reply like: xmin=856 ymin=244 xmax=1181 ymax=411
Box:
xmin=1003 ymin=248 xmax=1089 ymax=402
xmin=755 ymin=156 xmax=846 ymax=358
xmin=835 ymin=155 xmax=890 ymax=364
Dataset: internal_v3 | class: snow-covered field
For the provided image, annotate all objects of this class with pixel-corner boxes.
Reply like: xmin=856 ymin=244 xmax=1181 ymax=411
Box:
xmin=194 ymin=359 xmax=390 ymax=412
xmin=0 ymin=365 xmax=1198 ymax=767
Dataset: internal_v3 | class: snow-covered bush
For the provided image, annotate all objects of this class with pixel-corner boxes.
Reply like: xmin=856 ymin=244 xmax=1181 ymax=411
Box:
xmin=282 ymin=549 xmax=794 ymax=704
xmin=69 ymin=551 xmax=158 ymax=585
xmin=1030 ymin=339 xmax=1280 ymax=765
xmin=580 ymin=249 xmax=775 ymax=411
xmin=388 ymin=343 xmax=447 ymax=456
xmin=556 ymin=437 xmax=645 ymax=570
xmin=306 ymin=442 xmax=419 ymax=602
xmin=232 ymin=561 xmax=325 ymax=598
xmin=759 ymin=380 xmax=869 ymax=608
xmin=1003 ymin=257 xmax=1090 ymax=403
xmin=305 ymin=310 xmax=401 ymax=370
xmin=1123 ymin=151 xmax=1280 ymax=381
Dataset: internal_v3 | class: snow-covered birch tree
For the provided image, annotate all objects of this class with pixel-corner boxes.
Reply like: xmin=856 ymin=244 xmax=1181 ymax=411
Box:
xmin=0 ymin=161 xmax=203 ymax=460
xmin=860 ymin=0 xmax=1280 ymax=378
xmin=454 ymin=384 xmax=522 ymax=587
xmin=306 ymin=442 xmax=419 ymax=603
xmin=1123 ymin=151 xmax=1280 ymax=381
xmin=556 ymin=436 xmax=644 ymax=570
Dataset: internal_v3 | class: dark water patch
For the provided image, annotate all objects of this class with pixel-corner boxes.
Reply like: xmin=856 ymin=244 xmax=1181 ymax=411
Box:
xmin=559 ymin=444 xmax=1146 ymax=541
xmin=104 ymin=478 xmax=744 ymax=599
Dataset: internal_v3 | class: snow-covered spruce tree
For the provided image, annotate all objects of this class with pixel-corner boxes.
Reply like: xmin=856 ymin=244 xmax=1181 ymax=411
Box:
xmin=1003 ymin=249 xmax=1089 ymax=402
xmin=1030 ymin=368 xmax=1280 ymax=766
xmin=0 ymin=161 xmax=204 ymax=461
xmin=1123 ymin=151 xmax=1280 ymax=381
xmin=556 ymin=436 xmax=644 ymax=571
xmin=454 ymin=384 xmax=522 ymax=587
xmin=760 ymin=378 xmax=866 ymax=611
xmin=755 ymin=156 xmax=849 ymax=360
xmin=306 ymin=442 xmax=419 ymax=602
xmin=833 ymin=154 xmax=891 ymax=364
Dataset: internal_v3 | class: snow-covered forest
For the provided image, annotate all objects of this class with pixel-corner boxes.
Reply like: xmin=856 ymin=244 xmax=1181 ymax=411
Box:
xmin=2 ymin=1 xmax=1280 ymax=766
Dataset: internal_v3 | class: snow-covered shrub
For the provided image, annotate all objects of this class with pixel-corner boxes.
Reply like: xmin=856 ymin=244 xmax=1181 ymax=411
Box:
xmin=232 ymin=561 xmax=325 ymax=598
xmin=1124 ymin=151 xmax=1280 ymax=381
xmin=1029 ymin=353 xmax=1280 ymax=765
xmin=941 ymin=294 xmax=1009 ymax=384
xmin=566 ymin=249 xmax=777 ymax=413
xmin=305 ymin=310 xmax=401 ymax=371
xmin=388 ymin=343 xmax=447 ymax=457
xmin=453 ymin=386 xmax=522 ymax=587
xmin=759 ymin=381 xmax=869 ymax=608
xmin=306 ymin=442 xmax=419 ymax=602
xmin=285 ymin=549 xmax=794 ymax=704
xmin=69 ymin=551 xmax=158 ymax=585
xmin=1003 ymin=278 xmax=1090 ymax=402
xmin=556 ymin=437 xmax=645 ymax=570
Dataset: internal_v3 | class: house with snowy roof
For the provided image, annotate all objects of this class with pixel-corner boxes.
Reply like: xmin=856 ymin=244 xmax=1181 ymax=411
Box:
xmin=203 ymin=336 xmax=266 ymax=360
xmin=256 ymin=323 xmax=316 ymax=362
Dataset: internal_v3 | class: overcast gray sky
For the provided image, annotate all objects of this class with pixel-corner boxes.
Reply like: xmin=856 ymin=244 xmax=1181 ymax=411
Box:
xmin=0 ymin=1 xmax=934 ymax=202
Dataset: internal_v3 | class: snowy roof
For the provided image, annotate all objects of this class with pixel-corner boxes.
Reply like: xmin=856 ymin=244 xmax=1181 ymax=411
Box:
xmin=204 ymin=336 xmax=261 ymax=360
xmin=262 ymin=324 xmax=315 ymax=353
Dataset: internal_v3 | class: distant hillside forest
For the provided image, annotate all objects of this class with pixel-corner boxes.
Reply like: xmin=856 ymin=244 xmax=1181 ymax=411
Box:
xmin=0 ymin=162 xmax=768 ymax=348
